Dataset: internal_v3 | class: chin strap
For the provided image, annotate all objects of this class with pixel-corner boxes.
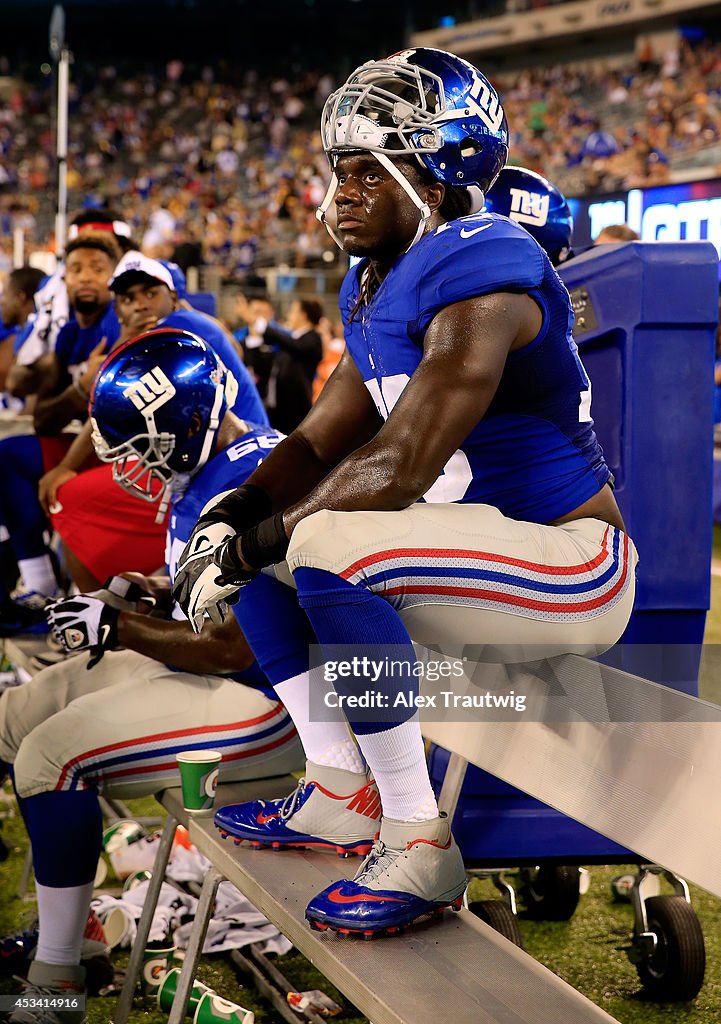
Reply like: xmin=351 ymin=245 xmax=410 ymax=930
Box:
xmin=467 ymin=185 xmax=485 ymax=214
xmin=316 ymin=151 xmax=433 ymax=254
xmin=316 ymin=171 xmax=345 ymax=249
xmin=154 ymin=484 xmax=171 ymax=525
xmin=373 ymin=151 xmax=431 ymax=252
xmin=193 ymin=367 xmax=238 ymax=495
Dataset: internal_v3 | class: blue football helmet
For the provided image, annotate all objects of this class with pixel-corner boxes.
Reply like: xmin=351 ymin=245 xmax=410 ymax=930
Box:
xmin=89 ymin=327 xmax=238 ymax=519
xmin=318 ymin=47 xmax=509 ymax=247
xmin=483 ymin=166 xmax=573 ymax=265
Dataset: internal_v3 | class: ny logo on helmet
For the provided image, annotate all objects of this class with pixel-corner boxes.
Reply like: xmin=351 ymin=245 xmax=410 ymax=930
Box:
xmin=509 ymin=188 xmax=550 ymax=227
xmin=123 ymin=366 xmax=176 ymax=415
xmin=467 ymin=73 xmax=505 ymax=134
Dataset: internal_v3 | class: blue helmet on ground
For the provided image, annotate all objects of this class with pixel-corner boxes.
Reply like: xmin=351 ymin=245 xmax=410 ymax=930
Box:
xmin=317 ymin=47 xmax=509 ymax=246
xmin=483 ymin=166 xmax=573 ymax=265
xmin=89 ymin=327 xmax=238 ymax=519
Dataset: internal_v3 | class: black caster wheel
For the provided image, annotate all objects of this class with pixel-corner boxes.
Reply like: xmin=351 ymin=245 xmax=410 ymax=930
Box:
xmin=519 ymin=865 xmax=580 ymax=921
xmin=635 ymin=895 xmax=705 ymax=1001
xmin=469 ymin=899 xmax=523 ymax=948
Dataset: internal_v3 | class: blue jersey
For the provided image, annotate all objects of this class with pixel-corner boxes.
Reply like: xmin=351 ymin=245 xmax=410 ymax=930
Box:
xmin=54 ymin=305 xmax=121 ymax=383
xmin=12 ymin=319 xmax=34 ymax=354
xmin=160 ymin=309 xmax=268 ymax=426
xmin=166 ymin=424 xmax=284 ymax=689
xmin=339 ymin=212 xmax=610 ymax=524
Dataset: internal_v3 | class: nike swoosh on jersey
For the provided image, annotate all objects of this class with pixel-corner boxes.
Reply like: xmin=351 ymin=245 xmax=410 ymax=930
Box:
xmin=459 ymin=223 xmax=493 ymax=238
xmin=99 ymin=623 xmax=112 ymax=647
xmin=326 ymin=887 xmax=405 ymax=904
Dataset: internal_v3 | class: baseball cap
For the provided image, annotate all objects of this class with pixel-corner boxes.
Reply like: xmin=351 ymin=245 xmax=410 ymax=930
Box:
xmin=109 ymin=251 xmax=175 ymax=294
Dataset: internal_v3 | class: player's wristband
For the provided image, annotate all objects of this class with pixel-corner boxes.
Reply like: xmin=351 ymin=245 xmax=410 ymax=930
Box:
xmin=240 ymin=513 xmax=290 ymax=569
xmin=206 ymin=484 xmax=273 ymax=532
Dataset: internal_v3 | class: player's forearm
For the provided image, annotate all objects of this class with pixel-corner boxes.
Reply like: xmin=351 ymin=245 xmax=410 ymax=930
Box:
xmin=283 ymin=442 xmax=419 ymax=534
xmin=116 ymin=610 xmax=256 ymax=674
xmin=58 ymin=421 xmax=97 ymax=471
xmin=0 ymin=338 xmax=15 ymax=391
xmin=33 ymin=384 xmax=87 ymax=435
xmin=7 ymin=362 xmax=43 ymax=398
xmin=244 ymin=431 xmax=335 ymax=513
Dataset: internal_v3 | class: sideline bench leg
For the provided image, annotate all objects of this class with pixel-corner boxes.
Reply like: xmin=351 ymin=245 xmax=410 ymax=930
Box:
xmin=438 ymin=751 xmax=468 ymax=820
xmin=113 ymin=813 xmax=178 ymax=1024
xmin=167 ymin=866 xmax=224 ymax=1024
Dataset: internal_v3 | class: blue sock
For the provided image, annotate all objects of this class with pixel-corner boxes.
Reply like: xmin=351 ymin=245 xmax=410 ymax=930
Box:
xmin=295 ymin=567 xmax=418 ymax=734
xmin=21 ymin=790 xmax=102 ymax=887
xmin=233 ymin=571 xmax=316 ymax=685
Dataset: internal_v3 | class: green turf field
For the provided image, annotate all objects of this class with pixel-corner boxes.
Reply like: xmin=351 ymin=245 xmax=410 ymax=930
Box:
xmin=2 ymin=529 xmax=721 ymax=1024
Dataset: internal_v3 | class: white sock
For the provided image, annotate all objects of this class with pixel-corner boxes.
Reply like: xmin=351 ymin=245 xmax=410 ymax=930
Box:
xmin=274 ymin=671 xmax=365 ymax=773
xmin=355 ymin=718 xmax=438 ymax=822
xmin=35 ymin=881 xmax=95 ymax=965
xmin=17 ymin=555 xmax=58 ymax=597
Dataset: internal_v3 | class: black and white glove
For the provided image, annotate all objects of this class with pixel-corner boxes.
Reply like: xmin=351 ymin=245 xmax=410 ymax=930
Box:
xmin=172 ymin=484 xmax=272 ymax=630
xmin=180 ymin=512 xmax=291 ymax=631
xmin=46 ymin=595 xmax=120 ymax=669
xmin=88 ymin=576 xmax=157 ymax=613
xmin=180 ymin=536 xmax=258 ymax=634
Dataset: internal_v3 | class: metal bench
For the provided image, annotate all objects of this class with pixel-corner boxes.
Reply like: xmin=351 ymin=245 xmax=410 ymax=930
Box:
xmin=172 ymin=784 xmax=622 ymax=1024
xmin=112 ymin=776 xmax=297 ymax=1024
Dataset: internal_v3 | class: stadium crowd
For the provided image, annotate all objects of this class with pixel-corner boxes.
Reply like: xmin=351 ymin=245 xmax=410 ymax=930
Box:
xmin=0 ymin=34 xmax=721 ymax=282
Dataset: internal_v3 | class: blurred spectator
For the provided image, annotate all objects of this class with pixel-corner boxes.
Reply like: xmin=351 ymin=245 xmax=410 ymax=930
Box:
xmin=235 ymin=293 xmax=276 ymax=401
xmin=263 ymin=298 xmax=323 ymax=432
xmin=237 ymin=295 xmax=322 ymax=433
xmin=0 ymin=266 xmax=45 ymax=392
xmin=594 ymin=224 xmax=640 ymax=243
xmin=637 ymin=37 xmax=657 ymax=74
xmin=313 ymin=316 xmax=344 ymax=403
xmin=581 ymin=120 xmax=620 ymax=160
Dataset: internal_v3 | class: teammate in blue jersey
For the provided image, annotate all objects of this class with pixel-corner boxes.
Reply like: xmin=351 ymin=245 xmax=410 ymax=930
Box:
xmin=37 ymin=252 xmax=267 ymax=595
xmin=174 ymin=48 xmax=638 ymax=937
xmin=0 ymin=234 xmax=124 ymax=633
xmin=0 ymin=329 xmax=301 ymax=1016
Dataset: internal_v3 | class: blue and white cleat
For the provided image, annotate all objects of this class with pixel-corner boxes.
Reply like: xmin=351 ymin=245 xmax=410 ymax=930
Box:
xmin=305 ymin=813 xmax=467 ymax=936
xmin=214 ymin=761 xmax=381 ymax=857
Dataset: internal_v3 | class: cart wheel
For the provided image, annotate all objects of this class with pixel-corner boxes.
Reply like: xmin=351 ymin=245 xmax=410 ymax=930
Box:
xmin=636 ymin=895 xmax=705 ymax=1001
xmin=469 ymin=899 xmax=524 ymax=948
xmin=519 ymin=865 xmax=581 ymax=921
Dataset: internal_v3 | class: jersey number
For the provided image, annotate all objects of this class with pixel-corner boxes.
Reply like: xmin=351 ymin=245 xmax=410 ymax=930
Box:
xmin=365 ymin=374 xmax=473 ymax=503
